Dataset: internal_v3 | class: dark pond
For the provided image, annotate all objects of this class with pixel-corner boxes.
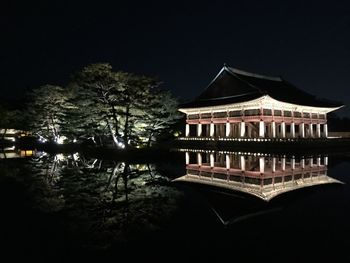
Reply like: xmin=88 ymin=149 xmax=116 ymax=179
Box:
xmin=1 ymin=147 xmax=350 ymax=261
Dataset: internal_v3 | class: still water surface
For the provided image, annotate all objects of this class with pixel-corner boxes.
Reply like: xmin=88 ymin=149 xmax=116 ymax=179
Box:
xmin=0 ymin=148 xmax=349 ymax=261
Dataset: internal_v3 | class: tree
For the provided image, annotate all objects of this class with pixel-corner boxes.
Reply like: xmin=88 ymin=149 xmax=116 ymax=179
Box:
xmin=113 ymin=73 xmax=160 ymax=148
xmin=71 ymin=63 xmax=181 ymax=148
xmin=139 ymin=90 xmax=182 ymax=147
xmin=26 ymin=85 xmax=70 ymax=142
xmin=23 ymin=63 xmax=182 ymax=148
xmin=72 ymin=63 xmax=124 ymax=146
xmin=62 ymin=82 xmax=109 ymax=145
xmin=71 ymin=64 xmax=160 ymax=148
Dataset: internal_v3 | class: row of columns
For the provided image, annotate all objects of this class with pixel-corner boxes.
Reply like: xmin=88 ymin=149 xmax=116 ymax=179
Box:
xmin=186 ymin=121 xmax=328 ymax=138
xmin=186 ymin=152 xmax=328 ymax=174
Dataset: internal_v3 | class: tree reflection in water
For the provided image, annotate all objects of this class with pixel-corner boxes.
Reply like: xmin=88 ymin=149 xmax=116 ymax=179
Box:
xmin=1 ymin=152 xmax=183 ymax=250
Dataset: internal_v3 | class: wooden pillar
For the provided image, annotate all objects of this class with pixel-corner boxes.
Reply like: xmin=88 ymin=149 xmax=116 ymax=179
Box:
xmin=323 ymin=124 xmax=328 ymax=138
xmin=240 ymin=156 xmax=245 ymax=171
xmin=309 ymin=158 xmax=314 ymax=167
xmin=291 ymin=122 xmax=295 ymax=138
xmin=299 ymin=123 xmax=305 ymax=138
xmin=210 ymin=153 xmax=214 ymax=168
xmin=271 ymin=121 xmax=276 ymax=138
xmin=240 ymin=121 xmax=245 ymax=137
xmin=259 ymin=121 xmax=265 ymax=138
xmin=226 ymin=122 xmax=231 ymax=137
xmin=185 ymin=124 xmax=190 ymax=137
xmin=197 ymin=123 xmax=202 ymax=137
xmin=291 ymin=157 xmax=295 ymax=170
xmin=281 ymin=122 xmax=286 ymax=138
xmin=317 ymin=157 xmax=321 ymax=166
xmin=281 ymin=157 xmax=286 ymax=171
xmin=324 ymin=156 xmax=328 ymax=166
xmin=309 ymin=124 xmax=313 ymax=138
xmin=210 ymin=123 xmax=215 ymax=137
xmin=259 ymin=157 xmax=265 ymax=174
xmin=226 ymin=154 xmax=230 ymax=169
xmin=316 ymin=123 xmax=321 ymax=138
xmin=185 ymin=152 xmax=190 ymax=165
xmin=197 ymin=153 xmax=202 ymax=166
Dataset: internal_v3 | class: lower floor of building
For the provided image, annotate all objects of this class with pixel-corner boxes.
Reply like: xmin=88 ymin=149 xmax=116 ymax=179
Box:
xmin=185 ymin=121 xmax=328 ymax=138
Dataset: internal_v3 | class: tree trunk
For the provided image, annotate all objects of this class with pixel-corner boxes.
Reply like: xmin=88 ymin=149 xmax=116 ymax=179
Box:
xmin=2 ymin=147 xmax=7 ymax=159
xmin=110 ymin=104 xmax=120 ymax=138
xmin=123 ymin=162 xmax=129 ymax=203
xmin=123 ymin=105 xmax=130 ymax=149
xmin=97 ymin=160 xmax=103 ymax=170
xmin=50 ymin=115 xmax=58 ymax=140
xmin=106 ymin=117 xmax=118 ymax=147
xmin=106 ymin=163 xmax=118 ymax=191
xmin=99 ymin=86 xmax=120 ymax=139
xmin=147 ymin=163 xmax=154 ymax=178
xmin=98 ymin=135 xmax=103 ymax=147
xmin=112 ymin=175 xmax=121 ymax=203
xmin=2 ymin=128 xmax=7 ymax=140
xmin=47 ymin=119 xmax=50 ymax=139
xmin=146 ymin=131 xmax=154 ymax=148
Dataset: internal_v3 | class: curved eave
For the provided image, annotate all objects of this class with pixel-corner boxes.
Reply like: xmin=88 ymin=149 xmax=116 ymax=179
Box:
xmin=262 ymin=177 xmax=343 ymax=201
xmin=179 ymin=95 xmax=344 ymax=115
xmin=266 ymin=95 xmax=344 ymax=114
xmin=173 ymin=175 xmax=343 ymax=202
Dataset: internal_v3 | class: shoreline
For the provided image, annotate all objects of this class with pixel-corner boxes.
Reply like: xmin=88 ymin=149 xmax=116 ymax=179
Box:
xmin=1 ymin=137 xmax=350 ymax=158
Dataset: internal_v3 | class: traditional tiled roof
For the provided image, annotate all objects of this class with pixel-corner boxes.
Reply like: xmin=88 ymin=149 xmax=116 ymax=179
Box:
xmin=180 ymin=65 xmax=343 ymax=108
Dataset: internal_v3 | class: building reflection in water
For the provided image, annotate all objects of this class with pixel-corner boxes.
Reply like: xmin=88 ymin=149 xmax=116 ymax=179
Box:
xmin=0 ymin=147 xmax=37 ymax=159
xmin=174 ymin=149 xmax=342 ymax=202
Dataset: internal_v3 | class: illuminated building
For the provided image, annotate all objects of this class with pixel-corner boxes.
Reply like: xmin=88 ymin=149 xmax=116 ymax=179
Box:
xmin=174 ymin=150 xmax=342 ymax=201
xmin=179 ymin=65 xmax=343 ymax=139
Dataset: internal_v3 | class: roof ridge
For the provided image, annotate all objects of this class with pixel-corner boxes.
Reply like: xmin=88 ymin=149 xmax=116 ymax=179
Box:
xmin=196 ymin=91 xmax=259 ymax=101
xmin=228 ymin=66 xmax=282 ymax=81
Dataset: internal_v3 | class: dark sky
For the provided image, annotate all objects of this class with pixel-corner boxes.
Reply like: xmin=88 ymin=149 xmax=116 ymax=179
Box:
xmin=1 ymin=0 xmax=350 ymax=116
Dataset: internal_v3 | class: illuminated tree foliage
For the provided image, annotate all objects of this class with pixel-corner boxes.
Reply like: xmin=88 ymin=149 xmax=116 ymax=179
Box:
xmin=26 ymin=85 xmax=71 ymax=143
xmin=24 ymin=63 xmax=180 ymax=148
xmin=62 ymin=82 xmax=109 ymax=145
xmin=114 ymin=73 xmax=161 ymax=148
xmin=71 ymin=63 xmax=180 ymax=148
xmin=71 ymin=63 xmax=121 ymax=145
xmin=140 ymin=90 xmax=182 ymax=147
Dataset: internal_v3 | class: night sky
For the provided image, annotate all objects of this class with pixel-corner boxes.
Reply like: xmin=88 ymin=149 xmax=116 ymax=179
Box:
xmin=2 ymin=0 xmax=350 ymax=116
